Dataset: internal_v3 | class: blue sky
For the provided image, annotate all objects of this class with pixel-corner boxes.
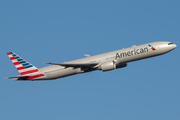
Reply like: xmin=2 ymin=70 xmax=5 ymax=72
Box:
xmin=0 ymin=0 xmax=180 ymax=120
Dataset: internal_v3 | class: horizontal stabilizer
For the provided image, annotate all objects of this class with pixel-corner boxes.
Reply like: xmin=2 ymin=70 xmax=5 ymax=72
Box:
xmin=5 ymin=76 xmax=30 ymax=80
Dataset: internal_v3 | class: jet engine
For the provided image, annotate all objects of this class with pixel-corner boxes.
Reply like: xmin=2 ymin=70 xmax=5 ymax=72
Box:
xmin=99 ymin=61 xmax=127 ymax=72
xmin=99 ymin=60 xmax=116 ymax=71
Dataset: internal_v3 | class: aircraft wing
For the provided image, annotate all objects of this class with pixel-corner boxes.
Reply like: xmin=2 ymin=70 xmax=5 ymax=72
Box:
xmin=45 ymin=62 xmax=99 ymax=68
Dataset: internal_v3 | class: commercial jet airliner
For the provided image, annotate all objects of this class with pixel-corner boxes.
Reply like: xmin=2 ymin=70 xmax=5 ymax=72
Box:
xmin=6 ymin=41 xmax=176 ymax=81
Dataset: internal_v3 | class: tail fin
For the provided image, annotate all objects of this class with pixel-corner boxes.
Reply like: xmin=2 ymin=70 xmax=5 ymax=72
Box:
xmin=7 ymin=52 xmax=44 ymax=80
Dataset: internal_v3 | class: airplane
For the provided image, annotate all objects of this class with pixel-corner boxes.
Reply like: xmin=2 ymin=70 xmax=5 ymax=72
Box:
xmin=6 ymin=41 xmax=176 ymax=81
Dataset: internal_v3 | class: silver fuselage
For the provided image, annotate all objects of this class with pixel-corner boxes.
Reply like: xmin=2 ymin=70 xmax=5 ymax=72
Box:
xmin=32 ymin=41 xmax=176 ymax=80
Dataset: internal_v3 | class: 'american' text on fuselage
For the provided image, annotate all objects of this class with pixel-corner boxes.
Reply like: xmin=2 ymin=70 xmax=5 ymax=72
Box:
xmin=116 ymin=47 xmax=149 ymax=59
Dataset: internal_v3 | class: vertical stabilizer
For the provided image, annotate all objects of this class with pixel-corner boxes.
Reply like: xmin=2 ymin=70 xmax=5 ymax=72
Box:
xmin=7 ymin=52 xmax=44 ymax=80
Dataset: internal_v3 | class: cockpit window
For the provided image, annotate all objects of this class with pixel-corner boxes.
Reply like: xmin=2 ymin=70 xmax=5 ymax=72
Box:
xmin=168 ymin=43 xmax=173 ymax=45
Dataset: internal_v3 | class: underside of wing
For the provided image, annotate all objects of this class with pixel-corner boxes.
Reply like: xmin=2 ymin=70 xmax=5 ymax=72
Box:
xmin=45 ymin=62 xmax=99 ymax=68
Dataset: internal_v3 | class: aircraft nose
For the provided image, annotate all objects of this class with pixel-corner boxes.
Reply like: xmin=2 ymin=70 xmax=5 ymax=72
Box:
xmin=172 ymin=43 xmax=177 ymax=49
xmin=174 ymin=44 xmax=177 ymax=48
xmin=167 ymin=42 xmax=177 ymax=51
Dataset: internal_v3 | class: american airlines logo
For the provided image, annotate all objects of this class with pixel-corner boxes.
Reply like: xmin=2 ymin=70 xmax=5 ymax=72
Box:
xmin=148 ymin=44 xmax=156 ymax=51
xmin=116 ymin=44 xmax=156 ymax=59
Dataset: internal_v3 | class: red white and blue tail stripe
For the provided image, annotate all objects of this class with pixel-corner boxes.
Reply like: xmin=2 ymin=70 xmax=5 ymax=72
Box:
xmin=7 ymin=52 xmax=44 ymax=80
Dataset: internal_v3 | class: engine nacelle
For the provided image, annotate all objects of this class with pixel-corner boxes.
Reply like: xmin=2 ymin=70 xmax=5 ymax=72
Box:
xmin=99 ymin=61 xmax=127 ymax=72
xmin=99 ymin=60 xmax=116 ymax=71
